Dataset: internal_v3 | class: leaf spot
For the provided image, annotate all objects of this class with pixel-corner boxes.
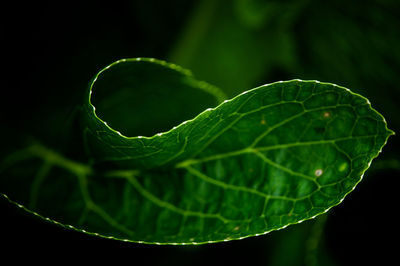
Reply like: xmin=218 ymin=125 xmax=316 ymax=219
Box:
xmin=314 ymin=169 xmax=323 ymax=177
xmin=323 ymin=111 xmax=331 ymax=118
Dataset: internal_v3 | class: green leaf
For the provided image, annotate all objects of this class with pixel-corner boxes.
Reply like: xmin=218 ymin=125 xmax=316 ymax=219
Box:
xmin=0 ymin=58 xmax=393 ymax=245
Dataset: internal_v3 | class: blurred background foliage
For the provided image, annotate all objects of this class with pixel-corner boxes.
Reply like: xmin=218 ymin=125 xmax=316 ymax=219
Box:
xmin=2 ymin=0 xmax=399 ymax=265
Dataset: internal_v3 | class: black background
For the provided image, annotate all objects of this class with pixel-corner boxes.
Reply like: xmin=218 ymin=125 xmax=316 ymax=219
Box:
xmin=2 ymin=1 xmax=399 ymax=265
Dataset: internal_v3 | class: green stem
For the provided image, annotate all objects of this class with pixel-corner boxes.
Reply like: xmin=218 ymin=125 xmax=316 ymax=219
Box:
xmin=304 ymin=214 xmax=328 ymax=266
xmin=168 ymin=0 xmax=219 ymax=66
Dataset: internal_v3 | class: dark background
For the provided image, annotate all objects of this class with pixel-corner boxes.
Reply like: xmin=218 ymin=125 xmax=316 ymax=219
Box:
xmin=2 ymin=0 xmax=399 ymax=265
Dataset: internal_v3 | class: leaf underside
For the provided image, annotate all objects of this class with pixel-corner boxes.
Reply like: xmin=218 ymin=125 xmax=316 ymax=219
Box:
xmin=0 ymin=58 xmax=393 ymax=245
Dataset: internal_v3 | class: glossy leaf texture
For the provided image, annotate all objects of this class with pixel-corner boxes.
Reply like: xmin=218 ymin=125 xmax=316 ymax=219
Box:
xmin=0 ymin=58 xmax=393 ymax=245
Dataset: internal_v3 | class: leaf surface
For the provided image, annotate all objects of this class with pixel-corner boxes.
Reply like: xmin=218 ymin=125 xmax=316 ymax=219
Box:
xmin=0 ymin=58 xmax=393 ymax=244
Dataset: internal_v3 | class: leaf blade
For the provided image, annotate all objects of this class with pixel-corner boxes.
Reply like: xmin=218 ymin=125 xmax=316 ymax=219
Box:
xmin=0 ymin=59 xmax=393 ymax=245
